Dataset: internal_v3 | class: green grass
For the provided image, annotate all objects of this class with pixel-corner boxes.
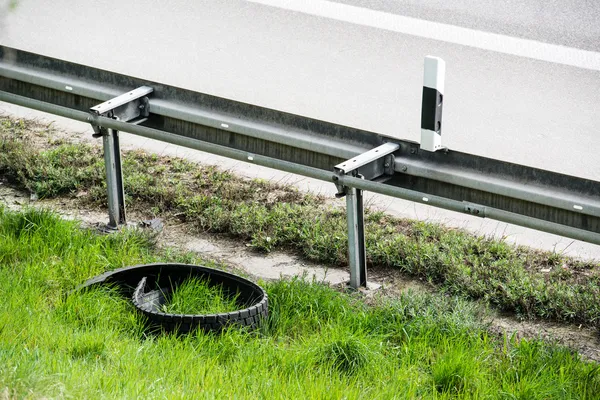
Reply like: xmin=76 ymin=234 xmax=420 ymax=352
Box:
xmin=0 ymin=207 xmax=598 ymax=398
xmin=160 ymin=277 xmax=240 ymax=315
xmin=1 ymin=116 xmax=600 ymax=329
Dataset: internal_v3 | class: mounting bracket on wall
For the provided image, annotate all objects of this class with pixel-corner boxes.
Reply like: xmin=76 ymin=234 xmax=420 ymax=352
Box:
xmin=333 ymin=142 xmax=399 ymax=289
xmin=89 ymin=86 xmax=154 ymax=230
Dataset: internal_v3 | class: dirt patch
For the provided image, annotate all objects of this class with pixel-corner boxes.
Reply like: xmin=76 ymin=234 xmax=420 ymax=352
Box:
xmin=369 ymin=266 xmax=433 ymax=296
xmin=161 ymin=222 xmax=351 ymax=285
xmin=0 ymin=182 xmax=27 ymax=210
xmin=488 ymin=313 xmax=600 ymax=362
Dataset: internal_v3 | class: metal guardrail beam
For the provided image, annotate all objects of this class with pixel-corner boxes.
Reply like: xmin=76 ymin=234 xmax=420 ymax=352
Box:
xmin=1 ymin=46 xmax=599 ymax=252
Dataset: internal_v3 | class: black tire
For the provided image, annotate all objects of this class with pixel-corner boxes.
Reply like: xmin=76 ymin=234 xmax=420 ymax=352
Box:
xmin=76 ymin=263 xmax=268 ymax=333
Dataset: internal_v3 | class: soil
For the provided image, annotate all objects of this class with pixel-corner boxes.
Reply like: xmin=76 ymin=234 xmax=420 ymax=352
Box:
xmin=1 ymin=183 xmax=599 ymax=362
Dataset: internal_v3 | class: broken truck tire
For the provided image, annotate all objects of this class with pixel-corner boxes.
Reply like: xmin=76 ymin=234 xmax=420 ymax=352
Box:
xmin=76 ymin=263 xmax=268 ymax=333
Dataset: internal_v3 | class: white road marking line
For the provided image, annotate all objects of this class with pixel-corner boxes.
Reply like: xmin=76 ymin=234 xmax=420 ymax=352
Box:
xmin=247 ymin=0 xmax=600 ymax=71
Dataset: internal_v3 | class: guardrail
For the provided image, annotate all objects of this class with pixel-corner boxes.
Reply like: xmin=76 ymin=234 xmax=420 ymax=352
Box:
xmin=1 ymin=46 xmax=598 ymax=288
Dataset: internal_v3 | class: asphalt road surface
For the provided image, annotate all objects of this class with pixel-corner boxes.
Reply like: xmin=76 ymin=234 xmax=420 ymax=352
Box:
xmin=1 ymin=0 xmax=599 ymax=258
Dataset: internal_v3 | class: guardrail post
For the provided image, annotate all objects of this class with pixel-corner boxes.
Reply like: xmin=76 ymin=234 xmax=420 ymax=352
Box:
xmin=103 ymin=128 xmax=126 ymax=229
xmin=334 ymin=142 xmax=400 ymax=289
xmin=89 ymin=86 xmax=153 ymax=230
xmin=346 ymin=187 xmax=367 ymax=288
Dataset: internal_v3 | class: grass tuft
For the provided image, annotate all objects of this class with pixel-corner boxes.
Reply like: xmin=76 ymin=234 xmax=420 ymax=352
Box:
xmin=56 ymin=285 xmax=146 ymax=336
xmin=160 ymin=277 xmax=240 ymax=315
xmin=431 ymin=344 xmax=484 ymax=395
xmin=316 ymin=334 xmax=371 ymax=375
